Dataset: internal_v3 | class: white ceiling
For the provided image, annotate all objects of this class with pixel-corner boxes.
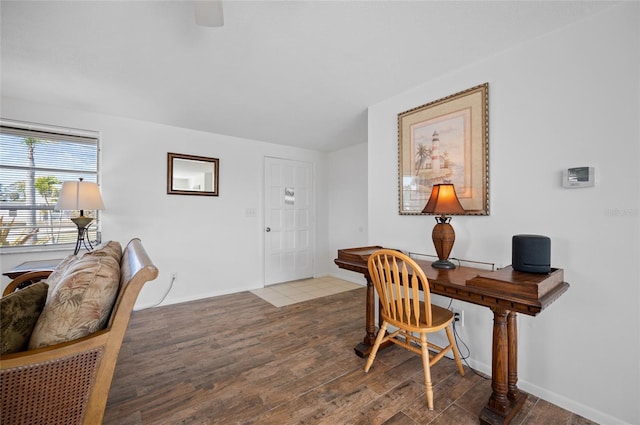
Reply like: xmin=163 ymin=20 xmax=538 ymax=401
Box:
xmin=1 ymin=1 xmax=614 ymax=152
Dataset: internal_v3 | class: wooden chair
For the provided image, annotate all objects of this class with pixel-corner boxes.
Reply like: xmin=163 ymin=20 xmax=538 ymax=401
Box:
xmin=364 ymin=249 xmax=464 ymax=410
xmin=0 ymin=238 xmax=158 ymax=425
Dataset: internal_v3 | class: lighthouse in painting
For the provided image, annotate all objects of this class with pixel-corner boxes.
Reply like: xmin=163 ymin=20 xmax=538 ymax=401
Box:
xmin=431 ymin=131 xmax=440 ymax=173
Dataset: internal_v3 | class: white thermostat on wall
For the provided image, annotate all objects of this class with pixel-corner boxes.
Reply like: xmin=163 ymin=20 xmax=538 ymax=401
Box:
xmin=562 ymin=166 xmax=595 ymax=188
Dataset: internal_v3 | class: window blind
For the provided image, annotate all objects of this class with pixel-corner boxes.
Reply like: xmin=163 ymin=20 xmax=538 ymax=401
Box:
xmin=0 ymin=119 xmax=100 ymax=249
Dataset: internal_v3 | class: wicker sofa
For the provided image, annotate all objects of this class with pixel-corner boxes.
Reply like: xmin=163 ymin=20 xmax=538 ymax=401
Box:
xmin=0 ymin=238 xmax=158 ymax=425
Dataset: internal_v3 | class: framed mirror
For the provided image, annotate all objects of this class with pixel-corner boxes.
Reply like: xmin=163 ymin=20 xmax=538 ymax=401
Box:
xmin=167 ymin=152 xmax=219 ymax=196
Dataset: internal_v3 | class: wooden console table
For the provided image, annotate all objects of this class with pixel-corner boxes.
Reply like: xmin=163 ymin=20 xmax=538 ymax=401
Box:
xmin=335 ymin=246 xmax=569 ymax=425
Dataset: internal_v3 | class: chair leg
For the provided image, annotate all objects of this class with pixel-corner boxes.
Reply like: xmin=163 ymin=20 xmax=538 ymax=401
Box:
xmin=446 ymin=325 xmax=465 ymax=376
xmin=364 ymin=322 xmax=388 ymax=373
xmin=420 ymin=332 xmax=434 ymax=410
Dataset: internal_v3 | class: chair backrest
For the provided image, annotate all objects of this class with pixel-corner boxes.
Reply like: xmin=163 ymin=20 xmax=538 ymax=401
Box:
xmin=367 ymin=249 xmax=433 ymax=328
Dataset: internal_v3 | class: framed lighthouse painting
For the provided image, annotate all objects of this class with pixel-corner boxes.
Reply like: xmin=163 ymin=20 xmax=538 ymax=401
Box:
xmin=397 ymin=83 xmax=489 ymax=215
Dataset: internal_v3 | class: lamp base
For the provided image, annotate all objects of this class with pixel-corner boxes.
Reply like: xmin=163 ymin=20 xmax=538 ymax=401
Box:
xmin=71 ymin=216 xmax=93 ymax=230
xmin=431 ymin=259 xmax=457 ymax=269
xmin=70 ymin=215 xmax=95 ymax=255
xmin=431 ymin=219 xmax=458 ymax=269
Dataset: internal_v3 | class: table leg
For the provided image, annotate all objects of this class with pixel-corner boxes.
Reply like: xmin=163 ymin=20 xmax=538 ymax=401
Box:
xmin=354 ymin=275 xmax=377 ymax=357
xmin=480 ymin=308 xmax=527 ymax=425
xmin=488 ymin=309 xmax=510 ymax=413
xmin=507 ymin=311 xmax=522 ymax=402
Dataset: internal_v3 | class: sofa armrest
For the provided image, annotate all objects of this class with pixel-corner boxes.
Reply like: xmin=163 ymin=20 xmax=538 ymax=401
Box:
xmin=2 ymin=271 xmax=52 ymax=296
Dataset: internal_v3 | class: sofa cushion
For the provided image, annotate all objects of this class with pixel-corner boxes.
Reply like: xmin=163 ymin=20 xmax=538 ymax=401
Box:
xmin=1 ymin=282 xmax=49 ymax=354
xmin=28 ymin=255 xmax=121 ymax=349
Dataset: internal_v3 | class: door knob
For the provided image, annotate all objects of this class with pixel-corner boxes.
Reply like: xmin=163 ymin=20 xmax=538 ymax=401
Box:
xmin=266 ymin=227 xmax=271 ymax=232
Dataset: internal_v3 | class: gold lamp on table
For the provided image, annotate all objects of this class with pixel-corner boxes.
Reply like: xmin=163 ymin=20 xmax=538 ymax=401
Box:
xmin=422 ymin=184 xmax=465 ymax=269
xmin=55 ymin=178 xmax=105 ymax=255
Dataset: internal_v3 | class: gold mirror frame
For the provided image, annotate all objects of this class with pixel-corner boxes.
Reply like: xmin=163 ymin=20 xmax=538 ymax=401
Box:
xmin=167 ymin=152 xmax=219 ymax=196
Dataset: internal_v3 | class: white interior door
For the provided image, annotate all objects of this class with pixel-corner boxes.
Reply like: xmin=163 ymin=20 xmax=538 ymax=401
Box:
xmin=264 ymin=157 xmax=314 ymax=285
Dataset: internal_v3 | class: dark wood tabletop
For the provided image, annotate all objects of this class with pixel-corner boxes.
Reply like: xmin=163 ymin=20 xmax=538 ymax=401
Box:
xmin=335 ymin=246 xmax=568 ymax=316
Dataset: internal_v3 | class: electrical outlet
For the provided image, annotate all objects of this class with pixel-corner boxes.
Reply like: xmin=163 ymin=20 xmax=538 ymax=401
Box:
xmin=452 ymin=307 xmax=464 ymax=327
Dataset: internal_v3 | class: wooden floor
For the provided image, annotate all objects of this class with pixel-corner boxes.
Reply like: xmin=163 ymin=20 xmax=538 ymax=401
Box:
xmin=105 ymin=287 xmax=597 ymax=425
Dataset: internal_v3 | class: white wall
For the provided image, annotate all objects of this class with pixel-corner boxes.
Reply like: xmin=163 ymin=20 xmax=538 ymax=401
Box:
xmin=0 ymin=97 xmax=330 ymax=308
xmin=327 ymin=142 xmax=369 ymax=284
xmin=368 ymin=3 xmax=639 ymax=424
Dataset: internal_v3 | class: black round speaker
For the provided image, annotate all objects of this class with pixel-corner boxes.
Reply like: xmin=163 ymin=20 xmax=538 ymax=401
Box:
xmin=512 ymin=234 xmax=551 ymax=273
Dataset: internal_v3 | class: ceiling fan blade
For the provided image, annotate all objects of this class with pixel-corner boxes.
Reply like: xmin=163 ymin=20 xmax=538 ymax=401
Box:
xmin=195 ymin=1 xmax=224 ymax=27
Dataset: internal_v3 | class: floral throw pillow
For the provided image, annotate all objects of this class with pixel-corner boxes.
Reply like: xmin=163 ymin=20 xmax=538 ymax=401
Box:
xmin=1 ymin=282 xmax=49 ymax=354
xmin=83 ymin=240 xmax=122 ymax=264
xmin=44 ymin=254 xmax=78 ymax=299
xmin=28 ymin=255 xmax=120 ymax=350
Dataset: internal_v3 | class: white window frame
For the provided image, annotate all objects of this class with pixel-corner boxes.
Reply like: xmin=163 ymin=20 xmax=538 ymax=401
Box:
xmin=0 ymin=119 xmax=101 ymax=253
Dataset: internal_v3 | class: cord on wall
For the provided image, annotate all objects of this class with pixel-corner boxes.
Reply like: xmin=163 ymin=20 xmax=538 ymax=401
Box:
xmin=447 ymin=298 xmax=488 ymax=380
xmin=133 ymin=272 xmax=175 ymax=311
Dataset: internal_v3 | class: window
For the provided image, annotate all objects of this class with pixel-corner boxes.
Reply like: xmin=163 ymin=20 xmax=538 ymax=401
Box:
xmin=0 ymin=119 xmax=100 ymax=250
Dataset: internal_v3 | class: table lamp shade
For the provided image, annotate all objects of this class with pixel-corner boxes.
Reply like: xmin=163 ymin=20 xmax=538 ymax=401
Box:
xmin=55 ymin=180 xmax=105 ymax=212
xmin=422 ymin=184 xmax=464 ymax=215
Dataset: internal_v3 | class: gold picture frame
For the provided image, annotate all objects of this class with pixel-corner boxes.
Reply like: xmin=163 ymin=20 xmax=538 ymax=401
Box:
xmin=398 ymin=83 xmax=489 ymax=215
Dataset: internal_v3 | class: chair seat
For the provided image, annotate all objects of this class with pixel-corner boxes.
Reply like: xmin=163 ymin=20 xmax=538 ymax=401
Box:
xmin=382 ymin=302 xmax=454 ymax=333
